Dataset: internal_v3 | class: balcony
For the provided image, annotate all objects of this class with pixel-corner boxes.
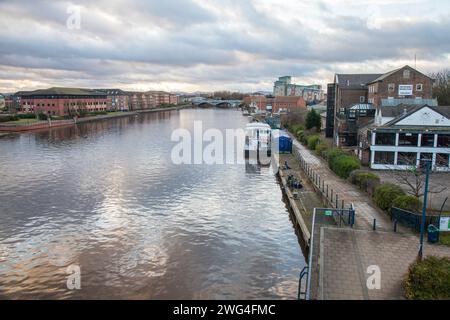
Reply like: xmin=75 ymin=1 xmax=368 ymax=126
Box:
xmin=381 ymin=98 xmax=438 ymax=107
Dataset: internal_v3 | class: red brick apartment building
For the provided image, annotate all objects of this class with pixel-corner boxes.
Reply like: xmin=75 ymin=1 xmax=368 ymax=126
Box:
xmin=15 ymin=87 xmax=109 ymax=116
xmin=95 ymin=89 xmax=130 ymax=111
xmin=327 ymin=66 xmax=436 ymax=147
xmin=127 ymin=91 xmax=178 ymax=110
xmin=367 ymin=66 xmax=434 ymax=107
xmin=243 ymin=95 xmax=306 ymax=113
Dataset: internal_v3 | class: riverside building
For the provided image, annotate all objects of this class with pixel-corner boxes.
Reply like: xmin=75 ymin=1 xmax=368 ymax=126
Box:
xmin=14 ymin=87 xmax=109 ymax=117
xmin=327 ymin=66 xmax=436 ymax=147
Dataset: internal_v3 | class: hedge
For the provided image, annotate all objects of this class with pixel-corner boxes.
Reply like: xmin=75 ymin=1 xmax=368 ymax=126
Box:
xmin=374 ymin=183 xmax=405 ymax=211
xmin=291 ymin=124 xmax=305 ymax=134
xmin=17 ymin=113 xmax=36 ymax=119
xmin=332 ymin=155 xmax=361 ymax=179
xmin=392 ymin=195 xmax=422 ymax=212
xmin=348 ymin=170 xmax=380 ymax=195
xmin=404 ymin=256 xmax=450 ymax=300
xmin=315 ymin=142 xmax=329 ymax=157
xmin=296 ymin=130 xmax=308 ymax=145
xmin=307 ymin=135 xmax=321 ymax=151
xmin=0 ymin=115 xmax=18 ymax=122
xmin=327 ymin=148 xmax=345 ymax=166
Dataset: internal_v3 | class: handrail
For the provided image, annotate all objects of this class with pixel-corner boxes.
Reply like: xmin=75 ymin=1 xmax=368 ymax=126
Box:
xmin=305 ymin=209 xmax=316 ymax=300
xmin=297 ymin=266 xmax=309 ymax=300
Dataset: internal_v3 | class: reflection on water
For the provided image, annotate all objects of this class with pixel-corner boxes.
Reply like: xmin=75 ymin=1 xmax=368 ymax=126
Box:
xmin=0 ymin=109 xmax=305 ymax=299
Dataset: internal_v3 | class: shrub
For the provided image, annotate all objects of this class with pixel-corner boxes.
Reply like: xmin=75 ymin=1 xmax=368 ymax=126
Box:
xmin=0 ymin=115 xmax=18 ymax=122
xmin=330 ymin=155 xmax=361 ymax=179
xmin=404 ymin=256 xmax=450 ymax=300
xmin=315 ymin=142 xmax=329 ymax=157
xmin=17 ymin=113 xmax=36 ymax=119
xmin=392 ymin=195 xmax=422 ymax=212
xmin=291 ymin=124 xmax=304 ymax=134
xmin=374 ymin=183 xmax=405 ymax=211
xmin=305 ymin=109 xmax=321 ymax=130
xmin=307 ymin=135 xmax=321 ymax=150
xmin=327 ymin=148 xmax=345 ymax=167
xmin=87 ymin=111 xmax=108 ymax=116
xmin=349 ymin=170 xmax=380 ymax=194
xmin=296 ymin=130 xmax=309 ymax=145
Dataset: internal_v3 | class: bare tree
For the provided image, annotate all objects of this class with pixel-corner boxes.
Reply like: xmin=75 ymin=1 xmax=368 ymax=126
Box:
xmin=383 ymin=153 xmax=446 ymax=198
xmin=430 ymin=69 xmax=450 ymax=106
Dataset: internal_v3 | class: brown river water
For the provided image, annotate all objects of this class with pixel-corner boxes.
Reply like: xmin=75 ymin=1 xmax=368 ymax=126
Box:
xmin=0 ymin=108 xmax=305 ymax=299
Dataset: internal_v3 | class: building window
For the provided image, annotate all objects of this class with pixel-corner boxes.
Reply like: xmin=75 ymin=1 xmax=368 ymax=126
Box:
xmin=375 ymin=132 xmax=396 ymax=146
xmin=436 ymin=154 xmax=450 ymax=167
xmin=399 ymin=133 xmax=418 ymax=146
xmin=437 ymin=134 xmax=450 ymax=147
xmin=388 ymin=83 xmax=395 ymax=92
xmin=397 ymin=152 xmax=417 ymax=165
xmin=421 ymin=134 xmax=435 ymax=147
xmin=360 ymin=96 xmax=365 ymax=103
xmin=403 ymin=69 xmax=410 ymax=79
xmin=374 ymin=151 xmax=395 ymax=164
xmin=416 ymin=84 xmax=423 ymax=91
xmin=419 ymin=153 xmax=433 ymax=168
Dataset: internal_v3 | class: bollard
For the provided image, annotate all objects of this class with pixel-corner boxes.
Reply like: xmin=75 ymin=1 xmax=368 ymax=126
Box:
xmin=373 ymin=219 xmax=376 ymax=231
xmin=394 ymin=219 xmax=398 ymax=233
xmin=342 ymin=199 xmax=344 ymax=209
xmin=326 ymin=185 xmax=329 ymax=198
xmin=336 ymin=194 xmax=339 ymax=209
xmin=331 ymin=189 xmax=333 ymax=201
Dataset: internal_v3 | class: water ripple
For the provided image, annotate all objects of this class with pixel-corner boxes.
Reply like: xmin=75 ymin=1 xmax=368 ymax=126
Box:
xmin=0 ymin=109 xmax=305 ymax=299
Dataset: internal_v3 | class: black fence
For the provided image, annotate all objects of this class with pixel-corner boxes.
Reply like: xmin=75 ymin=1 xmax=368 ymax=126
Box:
xmin=391 ymin=207 xmax=440 ymax=232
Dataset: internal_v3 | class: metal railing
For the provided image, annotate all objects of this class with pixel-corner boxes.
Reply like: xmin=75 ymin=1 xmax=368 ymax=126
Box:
xmin=298 ymin=266 xmax=309 ymax=300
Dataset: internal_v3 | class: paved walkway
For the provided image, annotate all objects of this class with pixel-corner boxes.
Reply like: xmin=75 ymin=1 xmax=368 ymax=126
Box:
xmin=319 ymin=228 xmax=450 ymax=300
xmin=292 ymin=138 xmax=392 ymax=231
xmin=286 ymin=135 xmax=450 ymax=299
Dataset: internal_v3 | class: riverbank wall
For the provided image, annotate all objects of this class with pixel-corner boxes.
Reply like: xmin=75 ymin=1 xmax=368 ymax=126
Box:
xmin=278 ymin=168 xmax=311 ymax=247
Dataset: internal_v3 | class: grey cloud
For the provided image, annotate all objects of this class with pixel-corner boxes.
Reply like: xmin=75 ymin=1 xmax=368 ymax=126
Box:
xmin=1 ymin=0 xmax=450 ymax=92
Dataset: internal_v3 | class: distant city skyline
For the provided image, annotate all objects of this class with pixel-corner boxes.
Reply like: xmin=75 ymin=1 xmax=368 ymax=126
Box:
xmin=1 ymin=0 xmax=450 ymax=93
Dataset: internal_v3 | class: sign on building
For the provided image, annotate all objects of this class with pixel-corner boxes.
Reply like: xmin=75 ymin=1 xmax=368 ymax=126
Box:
xmin=440 ymin=217 xmax=450 ymax=232
xmin=398 ymin=85 xmax=413 ymax=96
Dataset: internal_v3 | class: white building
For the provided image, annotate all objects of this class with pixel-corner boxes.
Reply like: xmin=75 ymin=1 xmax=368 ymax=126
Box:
xmin=273 ymin=76 xmax=323 ymax=102
xmin=365 ymin=105 xmax=450 ymax=172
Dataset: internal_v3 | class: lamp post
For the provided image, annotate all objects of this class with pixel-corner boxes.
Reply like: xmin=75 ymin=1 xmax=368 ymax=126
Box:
xmin=418 ymin=159 xmax=432 ymax=261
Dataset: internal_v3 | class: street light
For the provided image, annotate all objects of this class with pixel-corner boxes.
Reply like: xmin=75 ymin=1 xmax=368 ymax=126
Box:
xmin=418 ymin=158 xmax=432 ymax=261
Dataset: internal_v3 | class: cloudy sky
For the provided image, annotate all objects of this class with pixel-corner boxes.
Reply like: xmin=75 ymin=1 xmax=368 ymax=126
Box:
xmin=0 ymin=0 xmax=450 ymax=93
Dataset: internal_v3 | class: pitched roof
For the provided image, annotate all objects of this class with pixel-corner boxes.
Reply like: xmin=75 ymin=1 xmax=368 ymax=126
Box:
xmin=18 ymin=87 xmax=106 ymax=96
xmin=378 ymin=104 xmax=421 ymax=118
xmin=335 ymin=74 xmax=382 ymax=89
xmin=368 ymin=65 xmax=434 ymax=84
xmin=382 ymin=105 xmax=450 ymax=126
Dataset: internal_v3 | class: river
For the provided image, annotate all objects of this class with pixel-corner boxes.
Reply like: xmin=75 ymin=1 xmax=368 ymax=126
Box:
xmin=0 ymin=108 xmax=306 ymax=299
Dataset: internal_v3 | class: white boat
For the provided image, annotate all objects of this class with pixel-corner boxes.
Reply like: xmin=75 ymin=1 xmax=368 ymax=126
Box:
xmin=244 ymin=122 xmax=272 ymax=160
